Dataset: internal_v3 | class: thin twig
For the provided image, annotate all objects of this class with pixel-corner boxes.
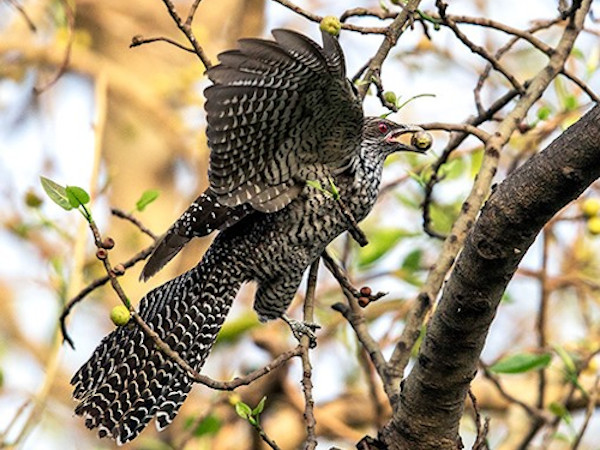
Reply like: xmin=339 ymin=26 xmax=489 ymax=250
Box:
xmin=436 ymin=1 xmax=525 ymax=95
xmin=340 ymin=7 xmax=396 ymax=23
xmin=571 ymin=375 xmax=600 ymax=450
xmin=321 ymin=250 xmax=387 ymax=304
xmin=323 ymin=252 xmax=394 ymax=405
xmin=525 ymin=347 xmax=600 ymax=449
xmin=35 ymin=0 xmax=74 ymax=93
xmin=472 ymin=17 xmax=560 ymax=114
xmin=480 ymin=363 xmax=546 ymax=421
xmin=301 ymin=261 xmax=319 ymax=450
xmin=421 ymin=88 xmax=519 ymax=239
xmin=271 ymin=0 xmax=387 ymax=35
xmin=59 ymin=245 xmax=154 ymax=348
xmin=7 ymin=0 xmax=37 ymax=31
xmin=130 ymin=35 xmax=195 ymax=53
xmin=371 ymin=69 xmax=399 ymax=112
xmin=536 ymin=228 xmax=550 ymax=409
xmin=111 ymin=207 xmax=158 ymax=240
xmin=133 ymin=306 xmax=302 ymax=389
xmin=158 ymin=0 xmax=212 ymax=68
xmin=356 ymin=0 xmax=423 ymax=99
xmin=419 ymin=122 xmax=491 ymax=144
xmin=469 ymin=390 xmax=490 ymax=450
xmin=561 ymin=70 xmax=600 ymax=103
xmin=335 ymin=198 xmax=369 ymax=246
xmin=0 ymin=400 xmax=31 ymax=444
xmin=252 ymin=422 xmax=282 ymax=450
xmin=184 ymin=0 xmax=203 ymax=27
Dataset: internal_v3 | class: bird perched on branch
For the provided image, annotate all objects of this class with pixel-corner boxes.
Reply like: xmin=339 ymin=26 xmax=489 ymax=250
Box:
xmin=71 ymin=28 xmax=428 ymax=444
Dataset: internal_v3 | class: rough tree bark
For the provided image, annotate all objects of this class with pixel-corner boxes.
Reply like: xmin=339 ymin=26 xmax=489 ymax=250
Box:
xmin=378 ymin=104 xmax=600 ymax=449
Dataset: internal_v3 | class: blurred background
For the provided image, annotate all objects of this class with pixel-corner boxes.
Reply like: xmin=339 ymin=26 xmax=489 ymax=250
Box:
xmin=1 ymin=0 xmax=600 ymax=448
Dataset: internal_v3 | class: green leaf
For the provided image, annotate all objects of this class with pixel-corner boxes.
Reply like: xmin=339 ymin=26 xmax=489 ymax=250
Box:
xmin=564 ymin=95 xmax=578 ymax=111
xmin=328 ymin=177 xmax=340 ymax=200
xmin=553 ymin=345 xmax=576 ymax=374
xmin=65 ymin=186 xmax=90 ymax=208
xmin=135 ymin=189 xmax=160 ymax=212
xmin=571 ymin=47 xmax=585 ymax=61
xmin=192 ymin=414 xmax=222 ymax=437
xmin=550 ymin=431 xmax=572 ymax=443
xmin=216 ymin=314 xmax=259 ymax=345
xmin=306 ymin=179 xmax=323 ymax=190
xmin=489 ymin=352 xmax=552 ymax=374
xmin=585 ymin=45 xmax=599 ymax=77
xmin=401 ymin=249 xmax=423 ymax=272
xmin=537 ymin=106 xmax=552 ymax=121
xmin=407 ymin=170 xmax=426 ymax=188
xmin=235 ymin=402 xmax=252 ymax=420
xmin=469 ymin=149 xmax=484 ymax=178
xmin=252 ymin=396 xmax=266 ymax=416
xmin=428 ymin=202 xmax=460 ymax=235
xmin=40 ymin=176 xmax=72 ymax=211
xmin=549 ymin=402 xmax=573 ymax=426
xmin=357 ymin=228 xmax=417 ymax=267
xmin=549 ymin=402 xmax=568 ymax=419
xmin=439 ymin=158 xmax=466 ymax=181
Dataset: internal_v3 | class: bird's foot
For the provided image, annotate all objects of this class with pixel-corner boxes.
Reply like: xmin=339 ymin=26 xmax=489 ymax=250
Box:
xmin=282 ymin=315 xmax=320 ymax=348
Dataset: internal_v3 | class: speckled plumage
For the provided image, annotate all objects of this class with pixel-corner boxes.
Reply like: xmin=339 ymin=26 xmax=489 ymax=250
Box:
xmin=72 ymin=29 xmax=425 ymax=444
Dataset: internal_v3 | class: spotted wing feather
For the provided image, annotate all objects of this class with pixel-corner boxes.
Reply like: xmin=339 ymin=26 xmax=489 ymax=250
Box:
xmin=205 ymin=29 xmax=363 ymax=213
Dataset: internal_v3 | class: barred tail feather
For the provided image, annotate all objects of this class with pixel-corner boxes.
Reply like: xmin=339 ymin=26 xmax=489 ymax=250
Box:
xmin=140 ymin=189 xmax=252 ymax=281
xmin=72 ymin=250 xmax=242 ymax=444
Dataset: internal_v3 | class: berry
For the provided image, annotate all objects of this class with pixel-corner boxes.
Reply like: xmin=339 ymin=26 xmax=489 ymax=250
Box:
xmin=110 ymin=305 xmax=131 ymax=326
xmin=102 ymin=237 xmax=115 ymax=249
xmin=588 ymin=217 xmax=600 ymax=235
xmin=360 ymin=286 xmax=372 ymax=297
xmin=383 ymin=91 xmax=397 ymax=105
xmin=582 ymin=198 xmax=600 ymax=218
xmin=411 ymin=131 xmax=433 ymax=151
xmin=320 ymin=16 xmax=341 ymax=36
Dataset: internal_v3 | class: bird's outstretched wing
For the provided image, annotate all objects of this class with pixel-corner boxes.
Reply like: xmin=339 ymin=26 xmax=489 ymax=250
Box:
xmin=142 ymin=29 xmax=362 ymax=280
xmin=205 ymin=29 xmax=363 ymax=213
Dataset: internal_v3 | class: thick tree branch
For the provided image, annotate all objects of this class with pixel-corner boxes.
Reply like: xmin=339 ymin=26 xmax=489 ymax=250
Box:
xmin=381 ymin=104 xmax=600 ymax=449
xmin=387 ymin=0 xmax=592 ymax=386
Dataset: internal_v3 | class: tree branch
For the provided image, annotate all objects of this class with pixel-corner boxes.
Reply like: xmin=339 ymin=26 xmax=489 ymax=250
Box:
xmin=382 ymin=104 xmax=600 ymax=449
xmin=387 ymin=0 xmax=592 ymax=386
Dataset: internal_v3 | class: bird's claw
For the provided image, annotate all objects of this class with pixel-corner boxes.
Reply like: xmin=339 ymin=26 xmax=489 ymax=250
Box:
xmin=282 ymin=315 xmax=320 ymax=348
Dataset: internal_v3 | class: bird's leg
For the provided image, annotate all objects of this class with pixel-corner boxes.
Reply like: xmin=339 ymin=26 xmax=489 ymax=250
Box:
xmin=282 ymin=314 xmax=320 ymax=348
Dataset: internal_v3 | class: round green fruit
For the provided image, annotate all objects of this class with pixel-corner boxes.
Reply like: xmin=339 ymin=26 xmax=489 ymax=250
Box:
xmin=411 ymin=131 xmax=433 ymax=151
xmin=582 ymin=198 xmax=600 ymax=218
xmin=320 ymin=16 xmax=341 ymax=36
xmin=110 ymin=305 xmax=131 ymax=326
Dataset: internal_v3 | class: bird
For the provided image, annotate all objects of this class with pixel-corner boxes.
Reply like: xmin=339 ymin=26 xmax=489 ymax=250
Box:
xmin=70 ymin=28 xmax=429 ymax=444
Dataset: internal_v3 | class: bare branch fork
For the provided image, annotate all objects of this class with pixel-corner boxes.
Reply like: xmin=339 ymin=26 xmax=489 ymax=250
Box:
xmin=130 ymin=0 xmax=213 ymax=68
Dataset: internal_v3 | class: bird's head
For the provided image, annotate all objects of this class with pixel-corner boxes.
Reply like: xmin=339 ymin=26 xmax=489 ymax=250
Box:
xmin=362 ymin=117 xmax=431 ymax=160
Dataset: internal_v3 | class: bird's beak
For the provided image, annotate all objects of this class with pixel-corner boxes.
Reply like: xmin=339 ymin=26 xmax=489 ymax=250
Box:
xmin=385 ymin=125 xmax=430 ymax=153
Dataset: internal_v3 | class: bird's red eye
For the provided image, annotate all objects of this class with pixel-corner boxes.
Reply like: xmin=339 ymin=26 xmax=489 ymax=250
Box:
xmin=378 ymin=122 xmax=389 ymax=134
